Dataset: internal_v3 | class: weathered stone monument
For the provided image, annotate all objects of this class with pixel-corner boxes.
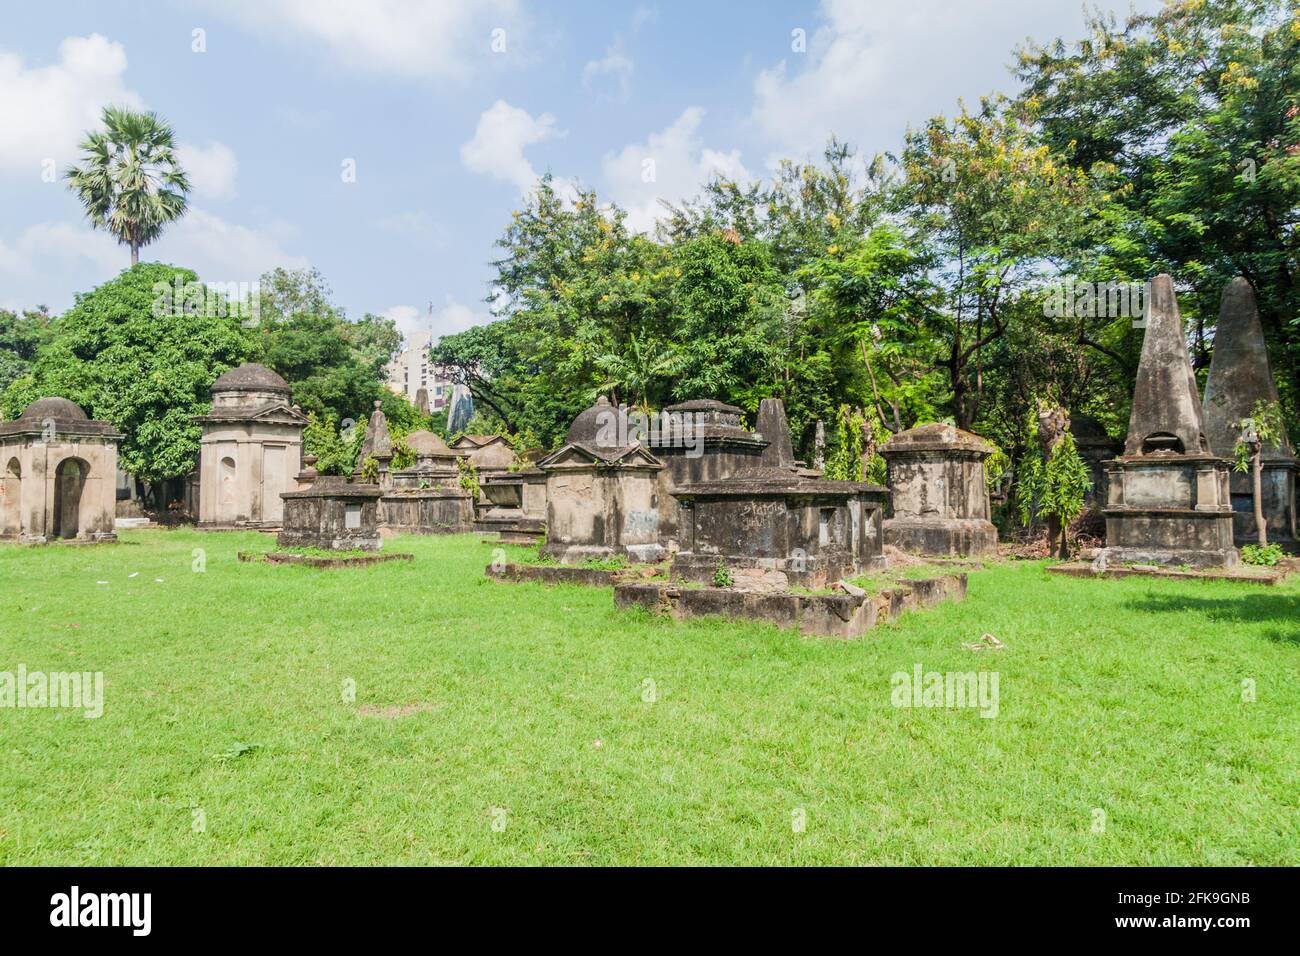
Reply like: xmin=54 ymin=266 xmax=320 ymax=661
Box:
xmin=671 ymin=398 xmax=887 ymax=588
xmin=196 ymin=363 xmax=307 ymax=528
xmin=538 ymin=396 xmax=665 ymax=563
xmin=1100 ymin=274 xmax=1238 ymax=568
xmin=1201 ymin=277 xmax=1297 ymax=547
xmin=381 ymin=428 xmax=474 ymax=534
xmin=880 ymin=423 xmax=998 ymax=556
xmin=279 ymin=476 xmax=383 ymax=551
xmin=0 ymin=397 xmax=121 ymax=543
xmin=646 ymin=399 xmax=767 ymax=551
xmin=450 ymin=434 xmax=515 ymax=478
xmin=1071 ymin=415 xmax=1123 ymax=508
xmin=355 ymin=400 xmax=394 ymax=484
xmin=478 ymin=464 xmax=548 ymax=543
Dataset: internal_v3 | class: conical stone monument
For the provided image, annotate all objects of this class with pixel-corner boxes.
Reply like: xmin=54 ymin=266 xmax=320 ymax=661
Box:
xmin=1099 ymin=275 xmax=1238 ymax=568
xmin=1201 ymin=277 xmax=1297 ymax=547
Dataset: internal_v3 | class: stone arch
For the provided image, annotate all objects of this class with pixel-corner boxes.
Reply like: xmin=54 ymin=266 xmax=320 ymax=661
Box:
xmin=1 ymin=456 xmax=21 ymax=536
xmin=53 ymin=456 xmax=90 ymax=539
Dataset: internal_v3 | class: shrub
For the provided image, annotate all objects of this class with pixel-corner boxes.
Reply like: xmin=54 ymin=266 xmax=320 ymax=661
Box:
xmin=1241 ymin=543 xmax=1284 ymax=567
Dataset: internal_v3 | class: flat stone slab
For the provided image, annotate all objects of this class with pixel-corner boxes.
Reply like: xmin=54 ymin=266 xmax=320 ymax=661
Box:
xmin=1046 ymin=562 xmax=1289 ymax=585
xmin=238 ymin=550 xmax=413 ymax=569
xmin=614 ymin=573 xmax=967 ymax=639
xmin=485 ymin=562 xmax=666 ymax=587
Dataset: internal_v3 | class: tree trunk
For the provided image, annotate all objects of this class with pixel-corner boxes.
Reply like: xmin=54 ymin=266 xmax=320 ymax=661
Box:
xmin=130 ymin=241 xmax=139 ymax=266
xmin=1252 ymin=444 xmax=1266 ymax=546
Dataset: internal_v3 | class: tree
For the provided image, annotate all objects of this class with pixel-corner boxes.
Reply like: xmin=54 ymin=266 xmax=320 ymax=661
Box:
xmin=248 ymin=268 xmax=400 ymax=424
xmin=0 ymin=307 xmax=51 ymax=401
xmin=65 ymin=106 xmax=190 ymax=265
xmin=1017 ymin=404 xmax=1093 ymax=558
xmin=1 ymin=264 xmax=250 ymax=489
xmin=1232 ymin=398 xmax=1288 ymax=545
xmin=1017 ymin=0 xmax=1300 ymax=408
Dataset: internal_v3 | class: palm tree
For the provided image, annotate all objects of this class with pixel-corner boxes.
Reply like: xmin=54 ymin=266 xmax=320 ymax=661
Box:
xmin=65 ymin=106 xmax=190 ymax=265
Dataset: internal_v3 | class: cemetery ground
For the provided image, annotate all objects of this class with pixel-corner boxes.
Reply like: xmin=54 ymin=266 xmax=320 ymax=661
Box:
xmin=1 ymin=529 xmax=1297 ymax=866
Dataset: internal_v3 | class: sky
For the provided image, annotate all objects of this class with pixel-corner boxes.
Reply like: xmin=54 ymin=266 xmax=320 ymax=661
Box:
xmin=0 ymin=0 xmax=1164 ymax=343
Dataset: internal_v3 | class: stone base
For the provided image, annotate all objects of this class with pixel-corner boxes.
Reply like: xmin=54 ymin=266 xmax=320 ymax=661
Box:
xmin=10 ymin=531 xmax=117 ymax=545
xmin=1103 ymin=506 xmax=1238 ymax=569
xmin=670 ymin=549 xmax=883 ymax=590
xmin=883 ymin=518 xmax=998 ymax=557
xmin=275 ymin=530 xmax=382 ymax=552
xmin=543 ymin=542 xmax=665 ymax=564
xmin=198 ymin=520 xmax=280 ymax=531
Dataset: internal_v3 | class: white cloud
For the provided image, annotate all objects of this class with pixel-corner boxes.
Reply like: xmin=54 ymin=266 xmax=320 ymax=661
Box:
xmin=150 ymin=208 xmax=308 ymax=282
xmin=384 ymin=295 xmax=490 ymax=344
xmin=0 ymin=221 xmax=124 ymax=278
xmin=582 ymin=42 xmax=634 ymax=101
xmin=749 ymin=0 xmax=1162 ymax=164
xmin=460 ymin=100 xmax=562 ymax=195
xmin=602 ymin=107 xmax=750 ymax=233
xmin=377 ymin=211 xmax=449 ymax=248
xmin=200 ymin=0 xmax=522 ymax=81
xmin=177 ymin=141 xmax=238 ymax=201
xmin=0 ymin=34 xmax=143 ymax=173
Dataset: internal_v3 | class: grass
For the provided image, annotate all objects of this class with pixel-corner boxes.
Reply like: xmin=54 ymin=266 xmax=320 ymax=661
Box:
xmin=1 ymin=528 xmax=1297 ymax=865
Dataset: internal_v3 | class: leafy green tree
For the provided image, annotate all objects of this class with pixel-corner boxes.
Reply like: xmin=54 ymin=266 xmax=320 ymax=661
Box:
xmin=0 ymin=307 xmax=52 ymax=400
xmin=249 ymin=267 xmax=399 ymax=424
xmin=1 ymin=264 xmax=250 ymax=486
xmin=1017 ymin=0 xmax=1300 ymax=404
xmin=65 ymin=106 xmax=190 ymax=265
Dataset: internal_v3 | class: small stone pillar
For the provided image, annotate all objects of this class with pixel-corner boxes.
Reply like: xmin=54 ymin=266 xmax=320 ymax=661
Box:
xmin=356 ymin=401 xmax=393 ymax=487
xmin=279 ymin=476 xmax=382 ymax=551
xmin=880 ymin=423 xmax=998 ymax=556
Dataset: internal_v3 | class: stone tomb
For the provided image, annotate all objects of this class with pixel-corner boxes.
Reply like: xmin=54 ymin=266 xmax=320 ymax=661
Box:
xmin=538 ymin=396 xmax=665 ymax=563
xmin=646 ymin=399 xmax=767 ymax=551
xmin=880 ymin=423 xmax=998 ymax=557
xmin=670 ymin=399 xmax=887 ymax=589
xmin=1201 ymin=277 xmax=1297 ymax=548
xmin=196 ymin=363 xmax=307 ymax=528
xmin=381 ymin=429 xmax=474 ymax=535
xmin=477 ymin=465 xmax=548 ymax=543
xmin=279 ymin=476 xmax=383 ymax=551
xmin=450 ymin=434 xmax=516 ymax=478
xmin=1100 ymin=275 xmax=1237 ymax=568
xmin=0 ymin=397 xmax=121 ymax=543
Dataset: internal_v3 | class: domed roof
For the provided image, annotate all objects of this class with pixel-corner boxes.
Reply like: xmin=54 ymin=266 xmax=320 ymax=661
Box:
xmin=211 ymin=362 xmax=290 ymax=394
xmin=19 ymin=397 xmax=88 ymax=421
xmin=405 ymin=429 xmax=454 ymax=456
xmin=565 ymin=395 xmax=623 ymax=447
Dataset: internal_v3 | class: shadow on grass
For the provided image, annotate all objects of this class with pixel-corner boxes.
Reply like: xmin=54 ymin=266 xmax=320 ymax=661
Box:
xmin=1124 ymin=592 xmax=1300 ymax=646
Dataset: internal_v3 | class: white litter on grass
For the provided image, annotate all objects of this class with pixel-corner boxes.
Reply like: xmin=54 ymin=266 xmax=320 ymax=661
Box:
xmin=128 ymin=572 xmax=139 ymax=578
xmin=95 ymin=581 xmax=108 ymax=585
xmin=154 ymin=578 xmax=164 ymax=583
xmin=962 ymin=633 xmax=1005 ymax=652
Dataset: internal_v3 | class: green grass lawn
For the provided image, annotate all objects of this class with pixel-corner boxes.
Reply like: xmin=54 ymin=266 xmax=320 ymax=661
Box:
xmin=1 ymin=529 xmax=1297 ymax=865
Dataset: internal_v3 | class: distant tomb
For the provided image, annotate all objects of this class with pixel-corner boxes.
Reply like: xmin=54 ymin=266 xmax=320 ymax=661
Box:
xmin=670 ymin=398 xmax=887 ymax=589
xmin=279 ymin=476 xmax=383 ymax=551
xmin=538 ymin=396 xmax=665 ymax=563
xmin=196 ymin=363 xmax=307 ymax=528
xmin=1201 ymin=277 xmax=1297 ymax=548
xmin=880 ymin=423 xmax=998 ymax=557
xmin=381 ymin=428 xmax=474 ymax=534
xmin=0 ymin=397 xmax=121 ymax=544
xmin=1100 ymin=274 xmax=1238 ymax=568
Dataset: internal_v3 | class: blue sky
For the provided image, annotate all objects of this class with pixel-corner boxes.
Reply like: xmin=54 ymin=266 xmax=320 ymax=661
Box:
xmin=1 ymin=0 xmax=1162 ymax=342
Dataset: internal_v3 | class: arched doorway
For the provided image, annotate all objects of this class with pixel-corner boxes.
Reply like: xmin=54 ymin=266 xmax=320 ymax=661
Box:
xmin=1 ymin=457 xmax=21 ymax=536
xmin=53 ymin=458 xmax=87 ymax=539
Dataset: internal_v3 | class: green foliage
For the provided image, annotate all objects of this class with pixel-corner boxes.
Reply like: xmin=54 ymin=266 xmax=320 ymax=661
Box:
xmin=1233 ymin=399 xmax=1288 ymax=472
xmin=358 ymin=456 xmax=380 ymax=485
xmin=65 ymin=106 xmax=190 ymax=264
xmin=984 ymin=444 xmax=1010 ymax=492
xmin=457 ymin=455 xmax=480 ymax=499
xmin=824 ymin=405 xmax=864 ymax=480
xmin=1241 ymin=542 xmax=1285 ymax=567
xmin=712 ymin=558 xmax=734 ymax=589
xmin=303 ymin=412 xmax=364 ymax=476
xmin=249 ymin=267 xmax=401 ymax=424
xmin=2 ymin=263 xmax=250 ymax=481
xmin=0 ymin=307 xmax=51 ymax=402
xmin=1018 ymin=428 xmax=1092 ymax=529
